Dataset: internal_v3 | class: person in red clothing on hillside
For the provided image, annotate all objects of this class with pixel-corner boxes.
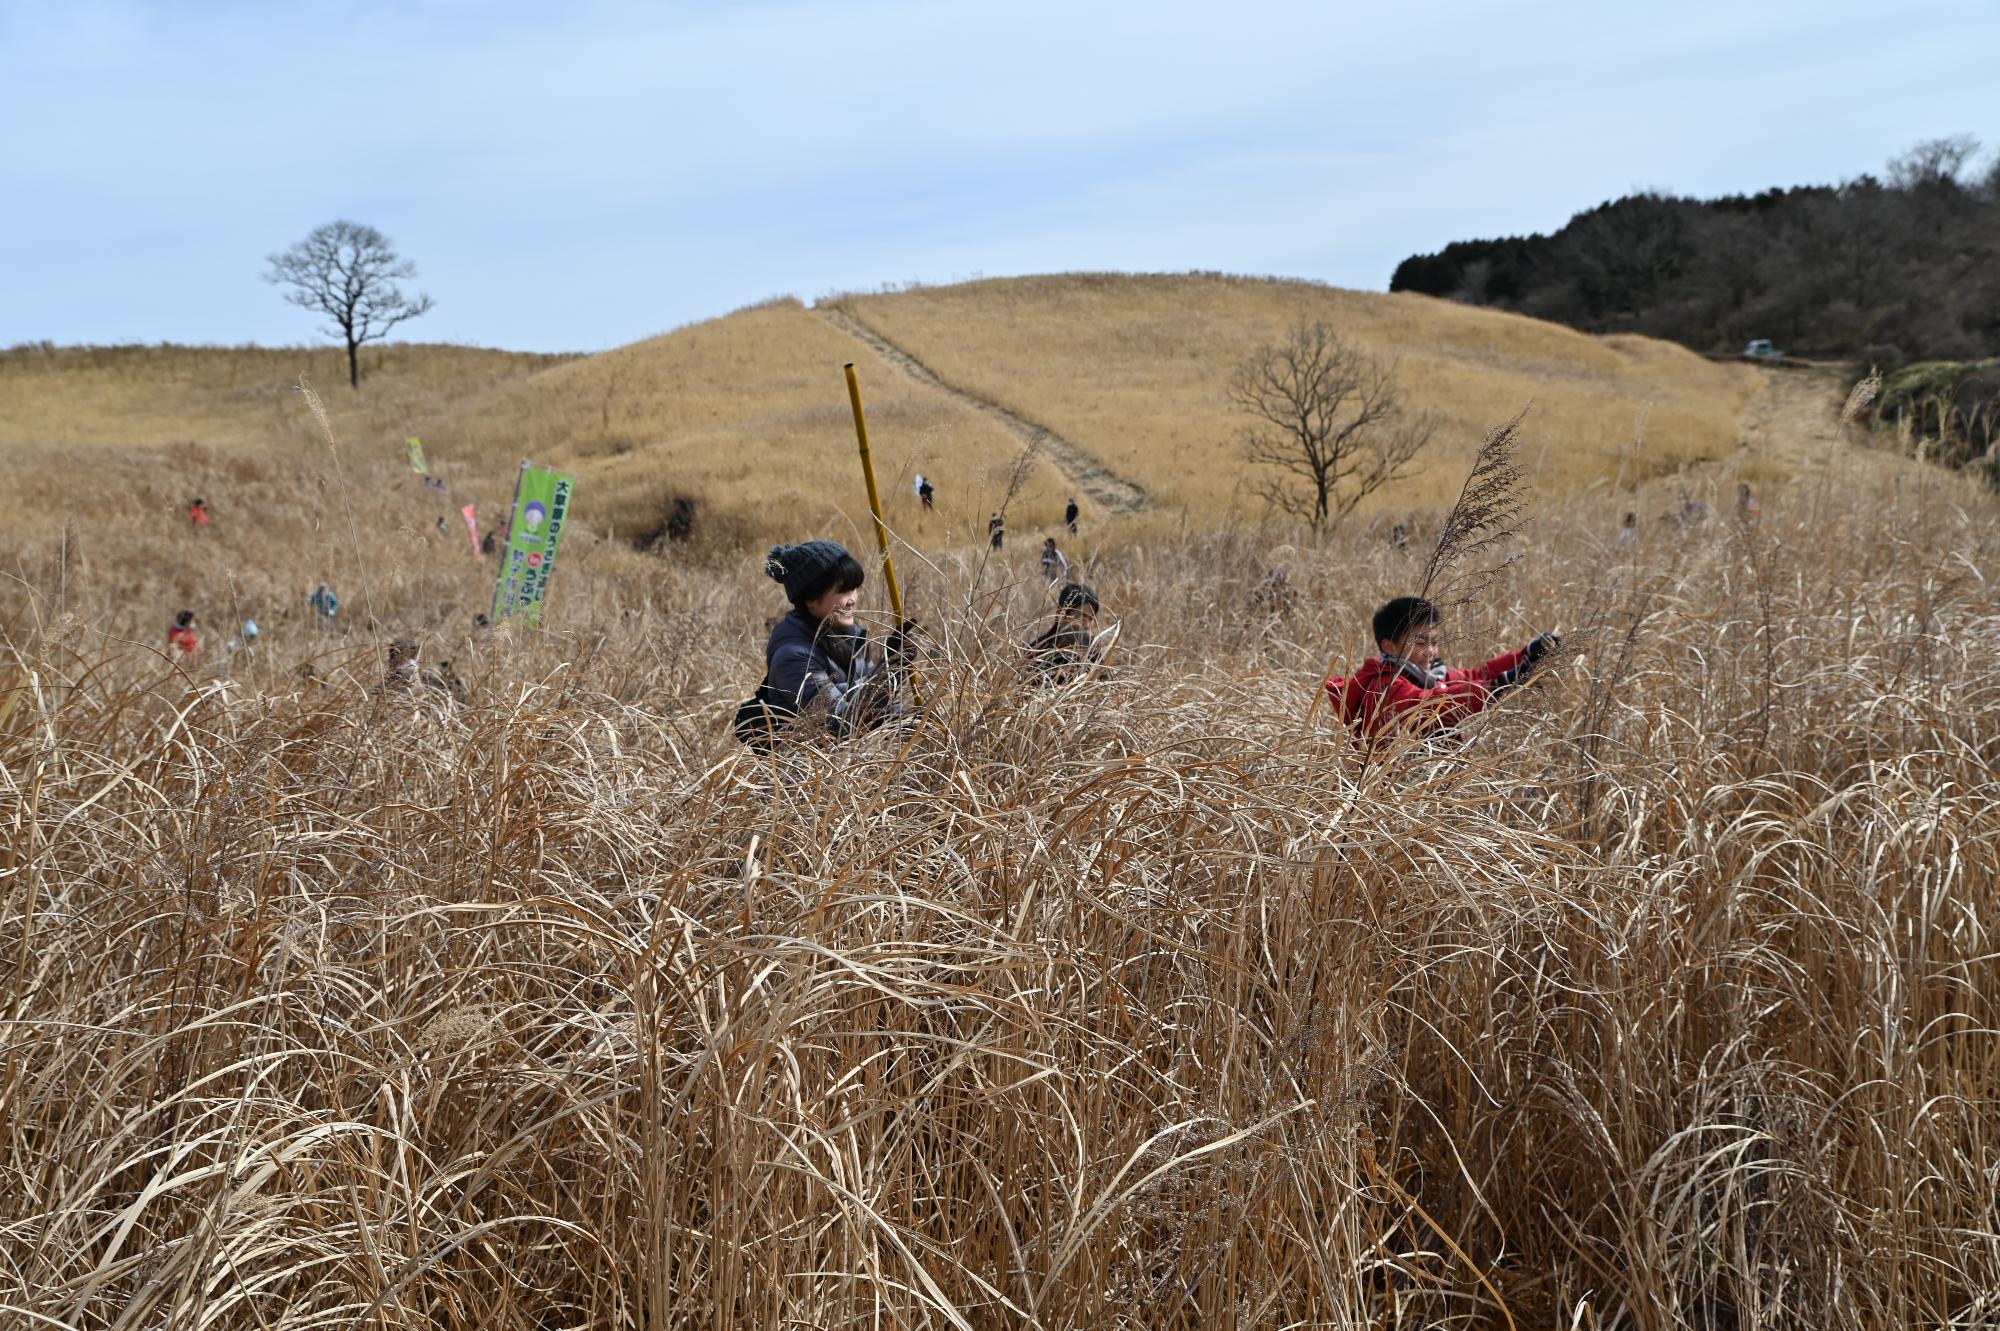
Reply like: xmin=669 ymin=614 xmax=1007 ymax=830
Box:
xmin=167 ymin=610 xmax=201 ymax=661
xmin=187 ymin=498 xmax=210 ymax=528
xmin=1329 ymin=596 xmax=1558 ymax=744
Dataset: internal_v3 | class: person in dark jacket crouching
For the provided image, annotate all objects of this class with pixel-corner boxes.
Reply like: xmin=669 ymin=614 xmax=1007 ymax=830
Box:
xmin=735 ymin=540 xmax=907 ymax=747
xmin=1027 ymin=582 xmax=1106 ymax=684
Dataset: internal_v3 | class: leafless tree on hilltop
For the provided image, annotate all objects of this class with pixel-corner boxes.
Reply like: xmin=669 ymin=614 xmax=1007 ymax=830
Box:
xmin=265 ymin=220 xmax=435 ymax=389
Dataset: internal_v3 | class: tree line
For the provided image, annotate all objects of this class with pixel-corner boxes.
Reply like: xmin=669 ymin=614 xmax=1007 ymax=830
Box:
xmin=1390 ymin=136 xmax=1999 ymax=369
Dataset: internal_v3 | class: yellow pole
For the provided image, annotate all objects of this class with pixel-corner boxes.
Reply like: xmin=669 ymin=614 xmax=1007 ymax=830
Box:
xmin=843 ymin=363 xmax=905 ymax=622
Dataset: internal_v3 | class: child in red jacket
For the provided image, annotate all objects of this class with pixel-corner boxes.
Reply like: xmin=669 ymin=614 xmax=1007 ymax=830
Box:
xmin=167 ymin=610 xmax=201 ymax=661
xmin=1330 ymin=596 xmax=1558 ymax=742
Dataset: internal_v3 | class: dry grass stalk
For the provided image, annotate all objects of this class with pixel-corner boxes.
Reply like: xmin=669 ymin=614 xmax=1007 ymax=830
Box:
xmin=1418 ymin=409 xmax=1531 ymax=611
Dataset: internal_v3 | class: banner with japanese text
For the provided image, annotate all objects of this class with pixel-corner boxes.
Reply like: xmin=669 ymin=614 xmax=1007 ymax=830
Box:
xmin=491 ymin=464 xmax=574 ymax=625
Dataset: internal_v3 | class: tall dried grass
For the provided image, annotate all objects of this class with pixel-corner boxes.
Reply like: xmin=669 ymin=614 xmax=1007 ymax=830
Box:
xmin=4 ymin=456 xmax=1996 ymax=1328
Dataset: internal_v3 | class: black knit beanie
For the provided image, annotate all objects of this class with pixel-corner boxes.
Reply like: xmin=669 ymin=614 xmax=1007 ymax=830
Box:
xmin=765 ymin=540 xmax=855 ymax=606
xmin=1057 ymin=582 xmax=1099 ymax=612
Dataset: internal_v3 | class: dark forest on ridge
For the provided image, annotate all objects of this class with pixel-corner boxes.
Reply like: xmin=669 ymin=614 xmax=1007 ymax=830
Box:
xmin=1391 ymin=136 xmax=1998 ymax=370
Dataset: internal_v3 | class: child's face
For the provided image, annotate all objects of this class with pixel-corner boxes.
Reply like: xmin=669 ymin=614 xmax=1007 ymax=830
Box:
xmin=804 ymin=583 xmax=860 ymax=628
xmin=1383 ymin=622 xmax=1441 ymax=668
xmin=1062 ymin=604 xmax=1098 ymax=633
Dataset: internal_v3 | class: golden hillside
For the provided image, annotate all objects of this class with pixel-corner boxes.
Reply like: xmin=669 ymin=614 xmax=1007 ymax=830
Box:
xmin=4 ymin=275 xmax=1774 ymax=563
xmin=833 ymin=273 xmax=1765 ymax=526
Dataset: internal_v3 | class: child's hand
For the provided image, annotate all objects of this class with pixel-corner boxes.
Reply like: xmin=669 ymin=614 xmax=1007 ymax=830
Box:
xmin=1525 ymin=632 xmax=1562 ymax=665
xmin=886 ymin=618 xmax=927 ymax=670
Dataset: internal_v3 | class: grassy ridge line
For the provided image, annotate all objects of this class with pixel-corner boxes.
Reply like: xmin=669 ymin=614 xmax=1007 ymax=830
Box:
xmin=0 ymin=340 xmax=571 ymax=451
xmin=3 ymin=467 xmax=1997 ymax=1326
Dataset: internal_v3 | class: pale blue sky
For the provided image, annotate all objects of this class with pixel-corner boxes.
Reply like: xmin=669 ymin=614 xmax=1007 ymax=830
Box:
xmin=3 ymin=0 xmax=1993 ymax=351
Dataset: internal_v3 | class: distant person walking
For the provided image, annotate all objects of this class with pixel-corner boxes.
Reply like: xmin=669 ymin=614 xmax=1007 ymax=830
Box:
xmin=1618 ymin=511 xmax=1638 ymax=544
xmin=187 ymin=498 xmax=210 ymax=529
xmin=308 ymin=582 xmax=340 ymax=625
xmin=1064 ymin=496 xmax=1079 ymax=535
xmin=988 ymin=512 xmax=1004 ymax=550
xmin=167 ymin=610 xmax=200 ymax=660
xmin=481 ymin=529 xmax=497 ymax=556
xmin=919 ymin=477 xmax=935 ymax=511
xmin=1040 ymin=536 xmax=1069 ymax=581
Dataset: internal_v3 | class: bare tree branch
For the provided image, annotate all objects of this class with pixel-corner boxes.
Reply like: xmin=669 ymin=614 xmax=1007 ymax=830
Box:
xmin=265 ymin=220 xmax=435 ymax=389
xmin=1230 ymin=321 xmax=1433 ymax=532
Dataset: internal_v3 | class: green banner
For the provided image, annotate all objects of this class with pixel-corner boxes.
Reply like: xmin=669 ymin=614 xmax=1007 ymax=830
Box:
xmin=405 ymin=437 xmax=429 ymax=474
xmin=491 ymin=463 xmax=575 ymax=626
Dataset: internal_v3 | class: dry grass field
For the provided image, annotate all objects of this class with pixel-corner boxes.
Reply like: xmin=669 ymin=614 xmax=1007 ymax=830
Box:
xmin=834 ymin=274 xmax=1764 ymax=526
xmin=443 ymin=299 xmax=1071 ymax=551
xmin=0 ymin=341 xmax=572 ymax=453
xmin=4 ymin=274 xmax=1765 ymax=561
xmin=3 ymin=279 xmax=1996 ymax=1328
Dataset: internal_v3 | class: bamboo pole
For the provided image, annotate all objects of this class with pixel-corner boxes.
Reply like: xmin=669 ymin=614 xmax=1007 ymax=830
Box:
xmin=843 ymin=363 xmax=905 ymax=621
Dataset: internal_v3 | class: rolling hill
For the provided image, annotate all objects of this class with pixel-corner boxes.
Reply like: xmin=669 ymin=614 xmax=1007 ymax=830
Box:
xmin=3 ymin=274 xmax=1779 ymax=556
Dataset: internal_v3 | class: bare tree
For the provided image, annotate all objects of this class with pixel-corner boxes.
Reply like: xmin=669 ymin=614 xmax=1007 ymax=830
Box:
xmin=1886 ymin=135 xmax=1981 ymax=191
xmin=265 ymin=221 xmax=435 ymax=389
xmin=1230 ymin=321 xmax=1436 ymax=532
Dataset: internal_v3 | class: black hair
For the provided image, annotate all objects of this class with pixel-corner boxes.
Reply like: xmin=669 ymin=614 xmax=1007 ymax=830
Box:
xmin=176 ymin=610 xmax=195 ymax=627
xmin=1372 ymin=596 xmax=1438 ymax=645
xmin=1057 ymin=582 xmax=1099 ymax=613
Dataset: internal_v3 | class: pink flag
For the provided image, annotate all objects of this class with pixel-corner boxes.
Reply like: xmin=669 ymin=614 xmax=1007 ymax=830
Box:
xmin=462 ymin=505 xmax=482 ymax=557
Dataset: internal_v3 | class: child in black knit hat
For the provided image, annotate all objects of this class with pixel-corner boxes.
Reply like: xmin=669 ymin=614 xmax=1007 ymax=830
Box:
xmin=1027 ymin=582 xmax=1105 ymax=684
xmin=735 ymin=540 xmax=906 ymax=746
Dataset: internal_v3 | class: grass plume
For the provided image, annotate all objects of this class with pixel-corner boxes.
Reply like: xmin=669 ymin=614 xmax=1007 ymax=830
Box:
xmin=1417 ymin=408 xmax=1531 ymax=611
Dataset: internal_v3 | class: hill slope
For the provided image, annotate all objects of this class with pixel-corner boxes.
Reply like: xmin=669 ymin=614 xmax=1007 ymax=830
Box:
xmin=831 ymin=273 xmax=1761 ymax=526
xmin=4 ymin=274 xmax=1771 ymax=560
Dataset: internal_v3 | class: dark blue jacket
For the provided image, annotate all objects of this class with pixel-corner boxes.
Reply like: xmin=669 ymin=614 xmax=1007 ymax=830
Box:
xmin=759 ymin=610 xmax=887 ymax=737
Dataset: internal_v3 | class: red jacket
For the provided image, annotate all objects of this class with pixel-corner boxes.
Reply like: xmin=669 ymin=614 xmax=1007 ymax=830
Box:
xmin=1328 ymin=647 xmax=1526 ymax=741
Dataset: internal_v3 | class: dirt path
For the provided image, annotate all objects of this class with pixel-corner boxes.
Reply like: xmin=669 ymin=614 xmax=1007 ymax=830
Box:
xmin=817 ymin=304 xmax=1150 ymax=512
xmin=1735 ymin=363 xmax=1854 ymax=472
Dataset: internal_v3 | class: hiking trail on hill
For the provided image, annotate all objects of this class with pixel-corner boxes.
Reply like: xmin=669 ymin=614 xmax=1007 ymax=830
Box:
xmin=1736 ymin=362 xmax=1855 ymax=470
xmin=817 ymin=304 xmax=1150 ymax=512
